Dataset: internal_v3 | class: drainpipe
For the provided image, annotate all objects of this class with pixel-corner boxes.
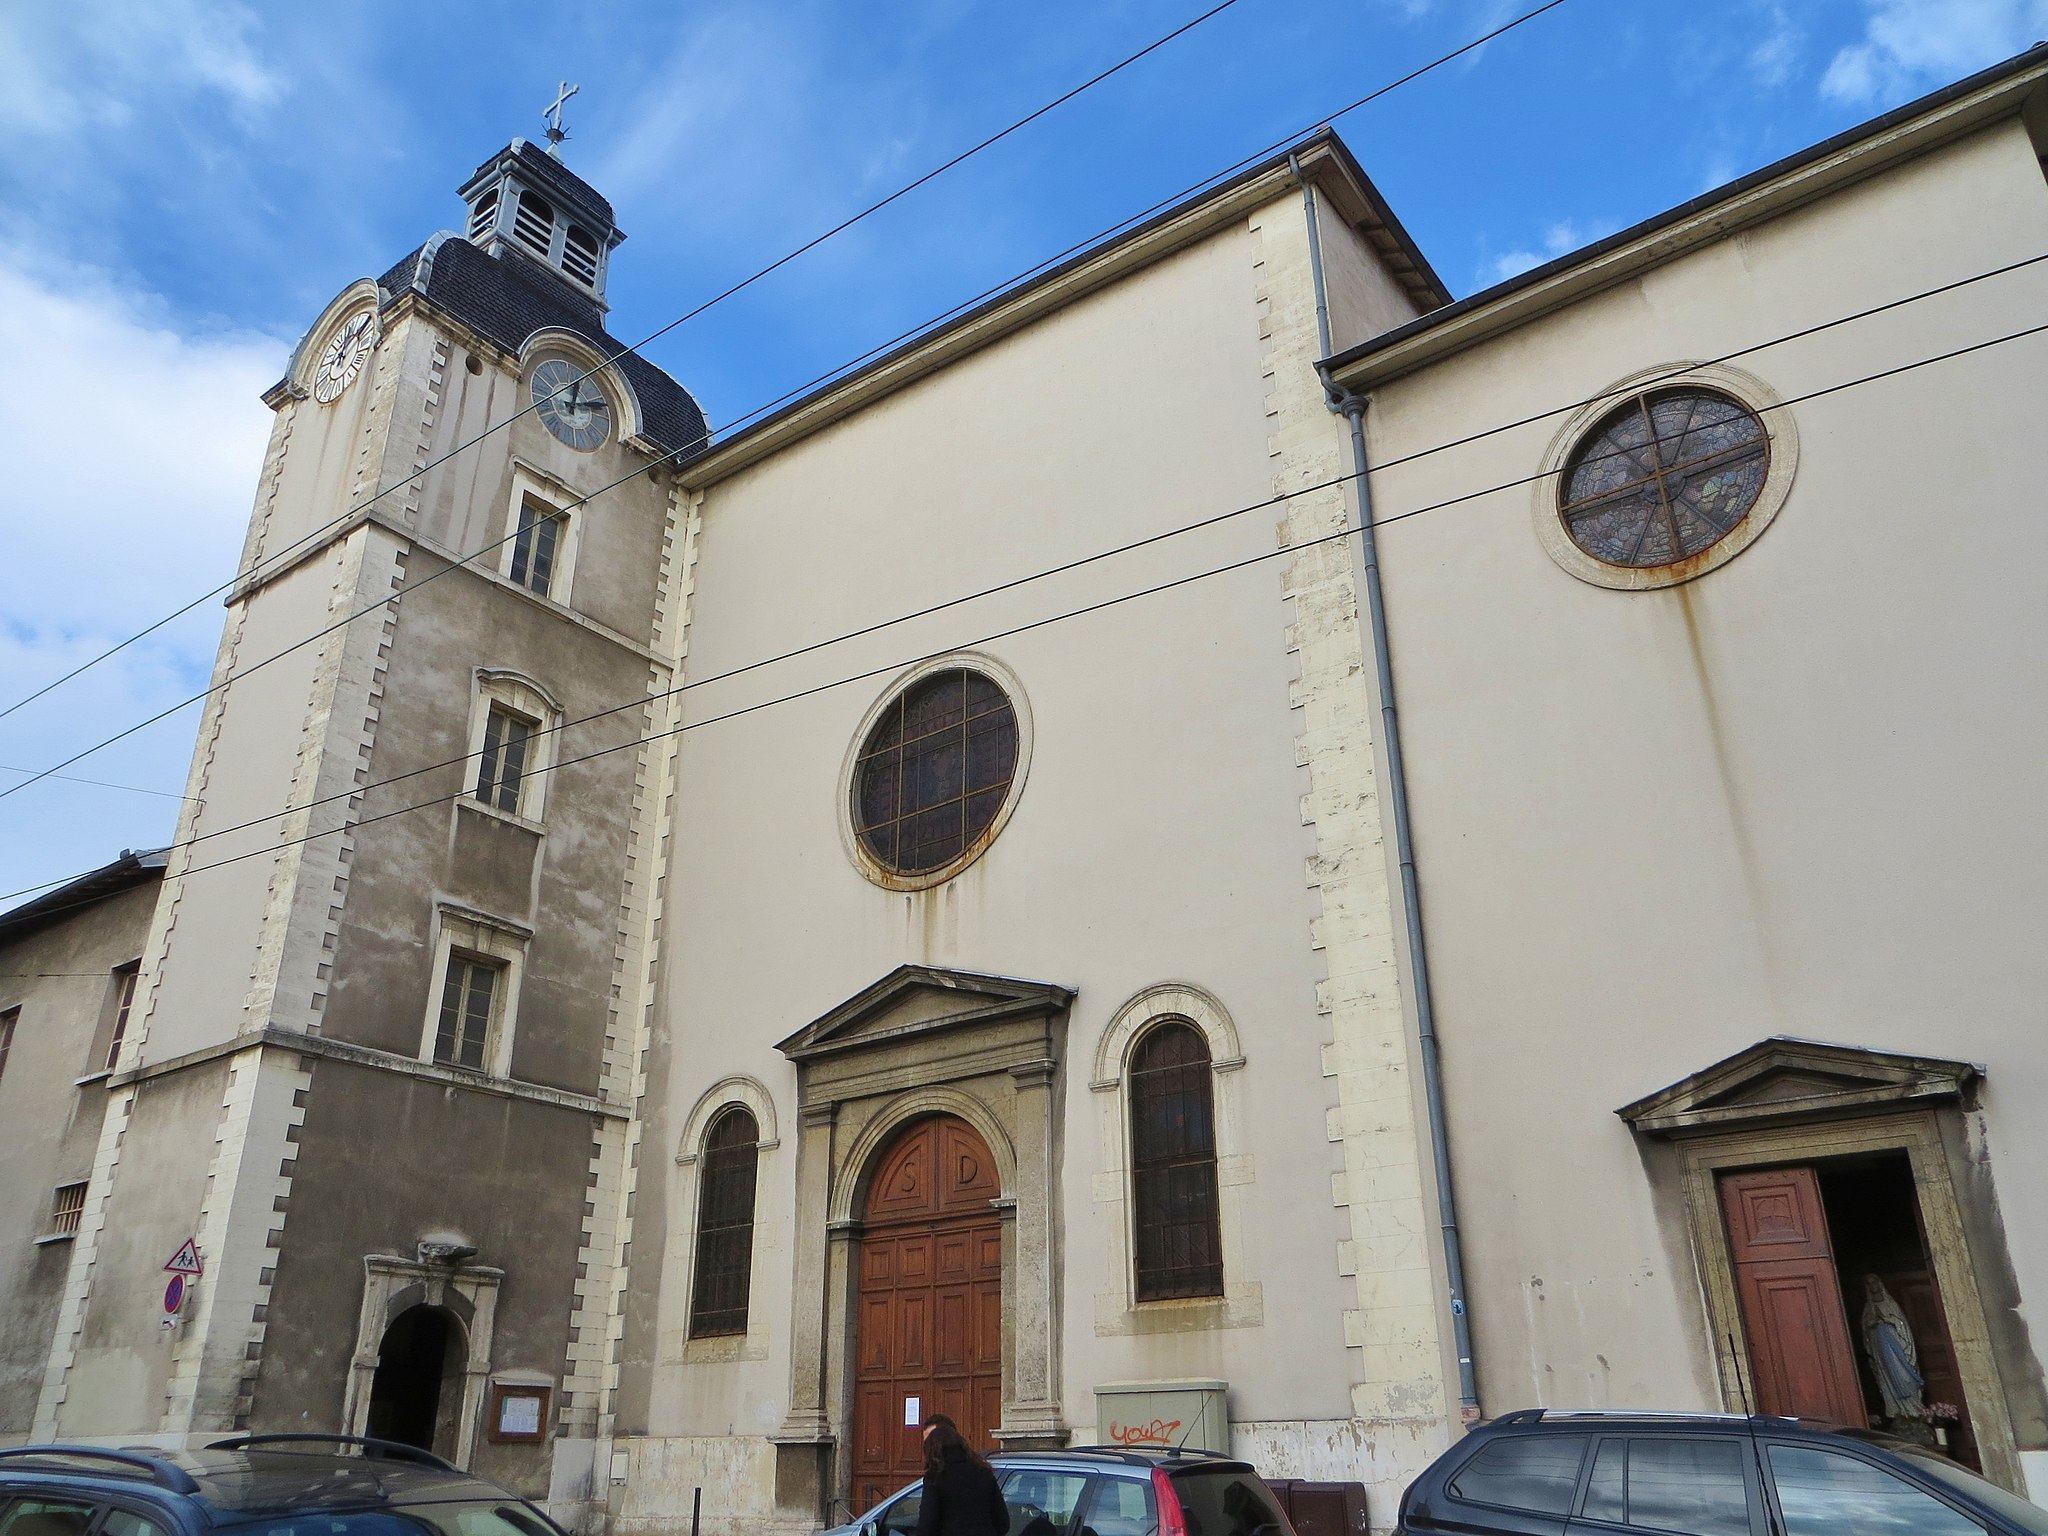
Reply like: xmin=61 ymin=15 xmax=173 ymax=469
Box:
xmin=1295 ymin=163 xmax=1481 ymax=1426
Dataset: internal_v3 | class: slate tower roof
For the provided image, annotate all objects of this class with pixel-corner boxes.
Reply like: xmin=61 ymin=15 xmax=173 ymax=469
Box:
xmin=377 ymin=232 xmax=708 ymax=458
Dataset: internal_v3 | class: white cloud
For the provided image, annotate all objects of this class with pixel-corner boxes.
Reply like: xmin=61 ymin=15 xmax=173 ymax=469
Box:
xmin=0 ymin=0 xmax=282 ymax=142
xmin=1821 ymin=0 xmax=2048 ymax=105
xmin=0 ymin=252 xmax=283 ymax=896
xmin=1749 ymin=2 xmax=1802 ymax=86
xmin=1479 ymin=218 xmax=1611 ymax=287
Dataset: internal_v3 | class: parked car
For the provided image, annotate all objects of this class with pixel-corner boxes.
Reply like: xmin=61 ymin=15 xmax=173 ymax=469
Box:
xmin=1397 ymin=1408 xmax=2048 ymax=1535
xmin=0 ymin=1434 xmax=565 ymax=1536
xmin=818 ymin=1448 xmax=1294 ymax=1536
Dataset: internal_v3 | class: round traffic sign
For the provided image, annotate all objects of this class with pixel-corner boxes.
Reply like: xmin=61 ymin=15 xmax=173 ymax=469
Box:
xmin=163 ymin=1274 xmax=185 ymax=1314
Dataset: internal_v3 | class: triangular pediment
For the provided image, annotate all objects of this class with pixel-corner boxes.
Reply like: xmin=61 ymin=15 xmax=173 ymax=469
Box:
xmin=1617 ymin=1036 xmax=1982 ymax=1138
xmin=776 ymin=965 xmax=1074 ymax=1062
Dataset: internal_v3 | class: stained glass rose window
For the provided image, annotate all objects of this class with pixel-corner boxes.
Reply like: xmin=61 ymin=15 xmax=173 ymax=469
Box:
xmin=853 ymin=668 xmax=1018 ymax=878
xmin=1559 ymin=388 xmax=1769 ymax=568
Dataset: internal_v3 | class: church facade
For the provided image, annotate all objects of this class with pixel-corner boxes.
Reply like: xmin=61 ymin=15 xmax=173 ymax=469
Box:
xmin=5 ymin=42 xmax=2048 ymax=1536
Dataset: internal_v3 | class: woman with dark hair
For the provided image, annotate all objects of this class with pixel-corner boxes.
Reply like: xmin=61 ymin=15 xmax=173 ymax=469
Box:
xmin=913 ymin=1414 xmax=1009 ymax=1536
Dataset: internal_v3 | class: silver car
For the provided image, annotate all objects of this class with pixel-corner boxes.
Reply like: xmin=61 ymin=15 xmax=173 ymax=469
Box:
xmin=815 ymin=1448 xmax=1293 ymax=1536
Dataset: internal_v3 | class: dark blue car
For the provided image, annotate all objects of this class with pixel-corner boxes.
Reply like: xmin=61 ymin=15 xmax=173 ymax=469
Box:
xmin=0 ymin=1436 xmax=563 ymax=1536
xmin=1398 ymin=1409 xmax=2048 ymax=1536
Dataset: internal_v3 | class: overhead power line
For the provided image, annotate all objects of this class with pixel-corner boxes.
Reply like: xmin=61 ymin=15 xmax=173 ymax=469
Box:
xmin=0 ymin=766 xmax=192 ymax=801
xmin=4 ymin=309 xmax=2040 ymax=920
xmin=19 ymin=248 xmax=2040 ymax=867
xmin=0 ymin=0 xmax=1257 ymax=727
xmin=0 ymin=0 xmax=1574 ymax=775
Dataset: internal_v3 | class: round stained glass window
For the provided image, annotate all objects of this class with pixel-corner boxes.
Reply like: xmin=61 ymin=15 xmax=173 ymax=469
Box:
xmin=1559 ymin=387 xmax=1769 ymax=568
xmin=852 ymin=669 xmax=1019 ymax=878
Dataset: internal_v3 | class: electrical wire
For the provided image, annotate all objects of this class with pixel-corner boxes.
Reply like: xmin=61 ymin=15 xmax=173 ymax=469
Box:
xmin=0 ymin=0 xmax=1573 ymax=769
xmin=0 ymin=0 xmax=1259 ymax=726
xmin=12 ymin=246 xmax=2042 ymax=859
xmin=4 ymin=310 xmax=2040 ymax=919
xmin=0 ymin=766 xmax=192 ymax=801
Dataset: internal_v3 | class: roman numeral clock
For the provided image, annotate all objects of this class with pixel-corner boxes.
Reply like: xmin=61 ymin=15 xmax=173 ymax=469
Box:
xmin=312 ymin=310 xmax=379 ymax=404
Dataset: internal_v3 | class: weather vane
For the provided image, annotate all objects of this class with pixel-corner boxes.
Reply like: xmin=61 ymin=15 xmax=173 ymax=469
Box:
xmin=543 ymin=81 xmax=580 ymax=157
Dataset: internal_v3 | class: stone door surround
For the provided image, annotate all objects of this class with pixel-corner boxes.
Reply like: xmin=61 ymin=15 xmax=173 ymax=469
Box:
xmin=343 ymin=1249 xmax=503 ymax=1469
xmin=771 ymin=965 xmax=1073 ymax=1526
xmin=1620 ymin=1037 xmax=2025 ymax=1493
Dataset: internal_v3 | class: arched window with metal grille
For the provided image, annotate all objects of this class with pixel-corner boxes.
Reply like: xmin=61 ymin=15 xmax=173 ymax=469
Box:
xmin=689 ymin=1105 xmax=761 ymax=1337
xmin=1128 ymin=1019 xmax=1224 ymax=1301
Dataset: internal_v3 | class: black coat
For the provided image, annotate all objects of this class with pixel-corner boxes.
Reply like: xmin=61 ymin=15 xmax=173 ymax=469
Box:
xmin=913 ymin=1445 xmax=1009 ymax=1536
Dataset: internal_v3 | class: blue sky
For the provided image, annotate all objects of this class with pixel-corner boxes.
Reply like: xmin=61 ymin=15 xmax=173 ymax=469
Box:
xmin=1 ymin=0 xmax=2042 ymax=901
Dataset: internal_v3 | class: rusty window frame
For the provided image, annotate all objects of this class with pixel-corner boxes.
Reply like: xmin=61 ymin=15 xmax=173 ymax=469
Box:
xmin=1558 ymin=387 xmax=1769 ymax=569
xmin=1129 ymin=1019 xmax=1225 ymax=1302
xmin=690 ymin=1105 xmax=761 ymax=1337
xmin=852 ymin=669 xmax=1018 ymax=876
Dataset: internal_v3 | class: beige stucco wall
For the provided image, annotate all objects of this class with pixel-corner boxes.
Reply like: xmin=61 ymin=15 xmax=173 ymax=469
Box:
xmin=0 ymin=880 xmax=157 ymax=1440
xmin=617 ymin=178 xmax=1449 ymax=1532
xmin=1349 ymin=115 xmax=2048 ymax=1442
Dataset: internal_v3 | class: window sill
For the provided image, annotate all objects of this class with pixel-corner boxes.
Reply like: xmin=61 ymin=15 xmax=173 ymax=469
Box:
xmin=681 ymin=1330 xmax=768 ymax=1364
xmin=34 ymin=1232 xmax=77 ymax=1246
xmin=73 ymin=1070 xmax=112 ymax=1088
xmin=456 ymin=797 xmax=546 ymax=837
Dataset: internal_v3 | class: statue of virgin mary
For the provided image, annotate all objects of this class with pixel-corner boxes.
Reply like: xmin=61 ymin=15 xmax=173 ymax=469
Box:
xmin=1860 ymin=1274 xmax=1926 ymax=1423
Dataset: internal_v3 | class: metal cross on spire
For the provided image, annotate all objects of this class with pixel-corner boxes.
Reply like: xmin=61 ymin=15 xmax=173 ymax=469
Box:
xmin=543 ymin=80 xmax=580 ymax=157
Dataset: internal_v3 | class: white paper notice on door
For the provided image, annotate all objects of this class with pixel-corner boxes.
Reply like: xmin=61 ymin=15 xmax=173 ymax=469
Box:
xmin=904 ymin=1395 xmax=921 ymax=1427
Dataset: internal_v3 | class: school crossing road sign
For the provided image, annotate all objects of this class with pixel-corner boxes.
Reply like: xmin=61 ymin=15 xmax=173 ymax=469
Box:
xmin=163 ymin=1239 xmax=203 ymax=1276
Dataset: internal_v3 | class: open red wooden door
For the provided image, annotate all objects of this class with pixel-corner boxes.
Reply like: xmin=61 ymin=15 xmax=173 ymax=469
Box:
xmin=1718 ymin=1165 xmax=1867 ymax=1425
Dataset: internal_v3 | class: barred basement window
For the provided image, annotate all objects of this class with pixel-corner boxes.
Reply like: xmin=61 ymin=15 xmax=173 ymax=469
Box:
xmin=512 ymin=190 xmax=555 ymax=257
xmin=434 ymin=955 xmax=502 ymax=1071
xmin=507 ymin=494 xmax=564 ymax=598
xmin=475 ymin=705 xmax=535 ymax=815
xmin=689 ymin=1105 xmax=761 ymax=1337
xmin=106 ymin=962 xmax=140 ymax=1072
xmin=50 ymin=1182 xmax=87 ymax=1238
xmin=562 ymin=224 xmax=600 ymax=287
xmin=1129 ymin=1020 xmax=1224 ymax=1302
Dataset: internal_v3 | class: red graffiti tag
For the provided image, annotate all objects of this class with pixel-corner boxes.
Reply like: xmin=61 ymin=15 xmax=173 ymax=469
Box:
xmin=1108 ymin=1418 xmax=1183 ymax=1447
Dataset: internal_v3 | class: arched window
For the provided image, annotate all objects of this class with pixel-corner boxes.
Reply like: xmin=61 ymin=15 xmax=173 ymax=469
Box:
xmin=1128 ymin=1021 xmax=1223 ymax=1301
xmin=689 ymin=1105 xmax=761 ymax=1337
xmin=512 ymin=190 xmax=555 ymax=256
xmin=562 ymin=224 xmax=601 ymax=287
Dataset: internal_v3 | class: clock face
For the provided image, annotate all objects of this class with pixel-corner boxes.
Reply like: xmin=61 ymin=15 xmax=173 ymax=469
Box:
xmin=313 ymin=310 xmax=378 ymax=404
xmin=530 ymin=358 xmax=611 ymax=450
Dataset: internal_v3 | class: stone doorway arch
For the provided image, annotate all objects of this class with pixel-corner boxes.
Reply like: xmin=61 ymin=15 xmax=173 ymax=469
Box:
xmin=344 ymin=1251 xmax=502 ymax=1469
xmin=365 ymin=1304 xmax=465 ymax=1455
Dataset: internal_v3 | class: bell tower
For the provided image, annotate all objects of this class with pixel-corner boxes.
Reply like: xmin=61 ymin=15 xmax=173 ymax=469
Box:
xmin=35 ymin=123 xmax=702 ymax=1534
xmin=457 ymin=138 xmax=624 ymax=308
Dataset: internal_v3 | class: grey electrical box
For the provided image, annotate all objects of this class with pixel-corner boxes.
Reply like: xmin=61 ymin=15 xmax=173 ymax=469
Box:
xmin=1092 ymin=1379 xmax=1229 ymax=1454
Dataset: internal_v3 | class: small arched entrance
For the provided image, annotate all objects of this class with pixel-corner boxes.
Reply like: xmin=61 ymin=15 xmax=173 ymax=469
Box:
xmin=851 ymin=1115 xmax=1003 ymax=1511
xmin=365 ymin=1304 xmax=465 ymax=1454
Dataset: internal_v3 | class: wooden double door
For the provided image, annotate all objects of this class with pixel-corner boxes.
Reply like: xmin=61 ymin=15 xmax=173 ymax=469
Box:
xmin=852 ymin=1115 xmax=1004 ymax=1512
